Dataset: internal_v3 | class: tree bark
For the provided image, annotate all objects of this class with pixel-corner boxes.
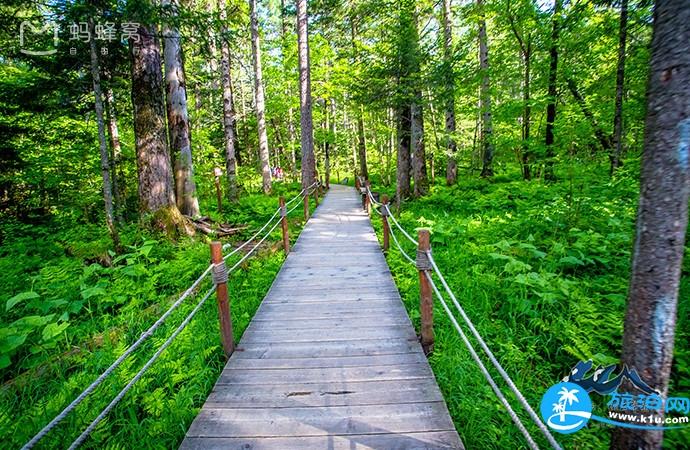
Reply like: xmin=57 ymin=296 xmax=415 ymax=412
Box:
xmin=544 ymin=0 xmax=562 ymax=182
xmin=442 ymin=0 xmax=457 ymax=185
xmin=104 ymin=87 xmax=124 ymax=220
xmin=130 ymin=25 xmax=182 ymax=225
xmin=478 ymin=0 xmax=493 ymax=178
xmin=250 ymin=0 xmax=272 ymax=193
xmin=610 ymin=0 xmax=628 ymax=174
xmin=297 ymin=0 xmax=316 ymax=190
xmin=288 ymin=106 xmax=297 ymax=179
xmin=351 ymin=21 xmax=368 ymax=180
xmin=89 ymin=20 xmax=120 ymax=249
xmin=163 ymin=0 xmax=200 ymax=217
xmin=507 ymin=5 xmax=532 ymax=180
xmin=219 ymin=0 xmax=238 ymax=201
xmin=610 ymin=2 xmax=690 ymax=448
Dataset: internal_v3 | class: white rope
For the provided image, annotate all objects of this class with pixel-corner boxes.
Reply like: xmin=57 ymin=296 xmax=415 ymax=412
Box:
xmin=67 ymin=286 xmax=216 ymax=449
xmin=423 ymin=271 xmax=540 ymax=450
xmin=384 ymin=204 xmax=418 ymax=246
xmin=425 ymin=251 xmax=562 ymax=450
xmin=21 ymin=263 xmax=213 ymax=450
xmin=385 ymin=214 xmax=417 ymax=266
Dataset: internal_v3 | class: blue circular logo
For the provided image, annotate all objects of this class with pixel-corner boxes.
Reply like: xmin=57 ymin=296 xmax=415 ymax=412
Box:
xmin=540 ymin=382 xmax=592 ymax=434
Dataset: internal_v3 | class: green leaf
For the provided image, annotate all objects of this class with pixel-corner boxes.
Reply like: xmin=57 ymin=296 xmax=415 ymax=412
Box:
xmin=0 ymin=327 xmax=27 ymax=353
xmin=81 ymin=286 xmax=106 ymax=300
xmin=6 ymin=291 xmax=39 ymax=311
xmin=42 ymin=322 xmax=70 ymax=341
xmin=559 ymin=256 xmax=585 ymax=266
xmin=0 ymin=354 xmax=10 ymax=369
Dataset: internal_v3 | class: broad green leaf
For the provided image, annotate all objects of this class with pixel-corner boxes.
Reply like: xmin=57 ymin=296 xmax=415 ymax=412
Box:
xmin=42 ymin=322 xmax=70 ymax=341
xmin=6 ymin=291 xmax=39 ymax=312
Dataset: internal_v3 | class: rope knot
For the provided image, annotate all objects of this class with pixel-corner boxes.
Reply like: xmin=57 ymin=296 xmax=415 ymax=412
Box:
xmin=212 ymin=261 xmax=229 ymax=285
xmin=381 ymin=205 xmax=389 ymax=217
xmin=416 ymin=249 xmax=432 ymax=271
xmin=280 ymin=205 xmax=287 ymax=217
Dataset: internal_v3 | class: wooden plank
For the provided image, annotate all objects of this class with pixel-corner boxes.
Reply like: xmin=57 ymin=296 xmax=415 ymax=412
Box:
xmin=246 ymin=316 xmax=411 ymax=330
xmin=225 ymin=352 xmax=427 ymax=369
xmin=180 ymin=431 xmax=463 ymax=449
xmin=205 ymin=378 xmax=443 ymax=408
xmin=240 ymin=326 xmax=417 ymax=343
xmin=233 ymin=339 xmax=422 ymax=359
xmin=217 ymin=363 xmax=434 ymax=385
xmin=185 ymin=402 xmax=456 ymax=438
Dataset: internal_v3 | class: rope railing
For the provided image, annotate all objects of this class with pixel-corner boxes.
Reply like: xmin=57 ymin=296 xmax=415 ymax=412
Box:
xmin=361 ymin=182 xmax=561 ymax=450
xmin=23 ymin=183 xmax=320 ymax=450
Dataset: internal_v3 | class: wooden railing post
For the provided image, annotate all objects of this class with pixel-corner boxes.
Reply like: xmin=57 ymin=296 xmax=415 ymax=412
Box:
xmin=381 ymin=194 xmax=390 ymax=252
xmin=279 ymin=196 xmax=289 ymax=255
xmin=210 ymin=242 xmax=234 ymax=358
xmin=417 ymin=229 xmax=434 ymax=355
xmin=364 ymin=181 xmax=371 ymax=215
xmin=354 ymin=171 xmax=360 ymax=189
xmin=314 ymin=183 xmax=319 ymax=207
xmin=303 ymin=191 xmax=309 ymax=221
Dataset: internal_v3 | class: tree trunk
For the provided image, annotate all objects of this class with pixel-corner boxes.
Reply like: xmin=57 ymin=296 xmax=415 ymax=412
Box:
xmin=297 ymin=0 xmax=316 ymax=190
xmin=411 ymin=95 xmax=428 ymax=197
xmin=104 ymin=87 xmax=124 ymax=220
xmin=610 ymin=2 xmax=690 ymax=448
xmin=523 ymin=38 xmax=531 ymax=180
xmin=610 ymin=0 xmax=628 ymax=174
xmin=130 ymin=24 xmax=186 ymax=233
xmin=544 ymin=0 xmax=562 ymax=182
xmin=478 ymin=0 xmax=493 ymax=178
xmin=442 ymin=0 xmax=458 ymax=185
xmin=288 ymin=106 xmax=297 ymax=179
xmin=89 ymin=20 xmax=120 ymax=250
xmin=219 ymin=0 xmax=238 ymax=201
xmin=250 ymin=0 xmax=272 ymax=193
xmin=396 ymin=104 xmax=412 ymax=202
xmin=357 ymin=111 xmax=368 ymax=180
xmin=566 ymin=77 xmax=613 ymax=152
xmin=163 ymin=0 xmax=200 ymax=217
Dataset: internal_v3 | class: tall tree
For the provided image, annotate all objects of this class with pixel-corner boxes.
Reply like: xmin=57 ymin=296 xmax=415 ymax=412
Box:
xmin=543 ymin=0 xmax=562 ymax=181
xmin=395 ymin=0 xmax=416 ymax=201
xmin=410 ymin=8 xmax=428 ymax=197
xmin=89 ymin=19 xmax=120 ymax=249
xmin=351 ymin=20 xmax=368 ymax=180
xmin=250 ymin=0 xmax=272 ymax=193
xmin=610 ymin=0 xmax=629 ymax=174
xmin=610 ymin=1 xmax=690 ymax=448
xmin=130 ymin=24 xmax=186 ymax=232
xmin=104 ymin=87 xmax=123 ymax=220
xmin=442 ymin=0 xmax=458 ymax=185
xmin=297 ymin=0 xmax=316 ymax=189
xmin=506 ymin=0 xmax=533 ymax=180
xmin=478 ymin=0 xmax=494 ymax=178
xmin=219 ymin=0 xmax=239 ymax=201
xmin=162 ymin=0 xmax=200 ymax=217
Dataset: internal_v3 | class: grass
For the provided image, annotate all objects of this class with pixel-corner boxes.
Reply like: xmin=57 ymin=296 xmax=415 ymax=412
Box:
xmin=0 ymin=182 xmax=317 ymax=449
xmin=368 ymin=165 xmax=690 ymax=449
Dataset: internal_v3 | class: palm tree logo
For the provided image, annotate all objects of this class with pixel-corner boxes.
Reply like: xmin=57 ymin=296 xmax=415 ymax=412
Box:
xmin=540 ymin=382 xmax=592 ymax=434
xmin=553 ymin=387 xmax=580 ymax=422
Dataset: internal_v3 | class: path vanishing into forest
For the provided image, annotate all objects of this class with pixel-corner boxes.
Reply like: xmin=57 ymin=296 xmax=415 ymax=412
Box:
xmin=180 ymin=184 xmax=464 ymax=449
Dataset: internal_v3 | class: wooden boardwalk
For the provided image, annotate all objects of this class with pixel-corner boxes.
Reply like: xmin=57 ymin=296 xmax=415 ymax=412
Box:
xmin=180 ymin=184 xmax=463 ymax=449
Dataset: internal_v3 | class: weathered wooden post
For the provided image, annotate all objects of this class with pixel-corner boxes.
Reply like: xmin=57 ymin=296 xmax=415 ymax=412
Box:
xmin=364 ymin=181 xmax=371 ymax=215
xmin=381 ymin=195 xmax=390 ymax=252
xmin=303 ymin=192 xmax=309 ymax=221
xmin=213 ymin=167 xmax=223 ymax=212
xmin=417 ymin=229 xmax=434 ymax=355
xmin=279 ymin=196 xmax=289 ymax=255
xmin=210 ymin=241 xmax=234 ymax=358
xmin=314 ymin=182 xmax=319 ymax=207
xmin=355 ymin=171 xmax=360 ymax=189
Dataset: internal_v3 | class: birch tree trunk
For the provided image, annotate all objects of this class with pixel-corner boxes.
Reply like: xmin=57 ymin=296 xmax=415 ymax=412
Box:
xmin=478 ymin=0 xmax=493 ymax=178
xmin=297 ymin=0 xmax=316 ymax=190
xmin=442 ymin=0 xmax=458 ymax=185
xmin=610 ymin=0 xmax=628 ymax=174
xmin=104 ymin=87 xmax=123 ymax=221
xmin=163 ymin=0 xmax=200 ymax=217
xmin=89 ymin=20 xmax=120 ymax=249
xmin=250 ymin=0 xmax=272 ymax=193
xmin=130 ymin=24 xmax=186 ymax=233
xmin=219 ymin=0 xmax=238 ymax=201
xmin=611 ymin=2 xmax=690 ymax=448
xmin=544 ymin=0 xmax=562 ymax=182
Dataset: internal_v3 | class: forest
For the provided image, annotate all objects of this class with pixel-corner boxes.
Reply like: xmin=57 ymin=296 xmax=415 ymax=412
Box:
xmin=0 ymin=0 xmax=688 ymax=449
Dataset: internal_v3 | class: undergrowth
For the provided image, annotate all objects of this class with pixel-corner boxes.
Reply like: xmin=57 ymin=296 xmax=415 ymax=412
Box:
xmin=0 ymin=182 xmax=315 ymax=448
xmin=370 ymin=165 xmax=690 ymax=450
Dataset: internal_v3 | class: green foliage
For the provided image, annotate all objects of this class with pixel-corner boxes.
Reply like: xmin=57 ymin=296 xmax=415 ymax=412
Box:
xmin=371 ymin=167 xmax=689 ymax=449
